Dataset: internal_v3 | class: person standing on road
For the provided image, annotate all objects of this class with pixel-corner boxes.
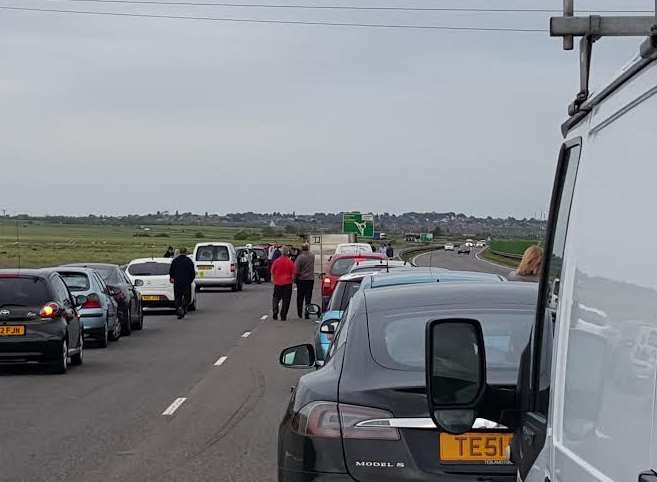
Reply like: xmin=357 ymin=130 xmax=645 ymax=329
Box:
xmin=169 ymin=247 xmax=196 ymax=319
xmin=271 ymin=247 xmax=295 ymax=321
xmin=508 ymin=245 xmax=543 ymax=282
xmin=385 ymin=243 xmax=394 ymax=259
xmin=294 ymin=243 xmax=315 ymax=319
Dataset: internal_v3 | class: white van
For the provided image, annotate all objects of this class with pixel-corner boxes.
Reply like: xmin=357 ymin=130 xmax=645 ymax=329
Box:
xmin=424 ymin=12 xmax=657 ymax=482
xmin=192 ymin=242 xmax=241 ymax=291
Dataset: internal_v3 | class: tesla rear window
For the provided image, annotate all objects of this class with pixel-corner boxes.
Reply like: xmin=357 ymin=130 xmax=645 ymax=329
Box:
xmin=368 ymin=310 xmax=532 ymax=383
xmin=196 ymin=246 xmax=229 ymax=262
xmin=58 ymin=272 xmax=90 ymax=291
xmin=128 ymin=262 xmax=171 ymax=276
xmin=0 ymin=277 xmax=51 ymax=306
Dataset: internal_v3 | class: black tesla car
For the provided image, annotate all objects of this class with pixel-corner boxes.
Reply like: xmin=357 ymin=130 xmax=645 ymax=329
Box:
xmin=278 ymin=282 xmax=536 ymax=482
xmin=0 ymin=269 xmax=85 ymax=373
xmin=66 ymin=263 xmax=143 ymax=335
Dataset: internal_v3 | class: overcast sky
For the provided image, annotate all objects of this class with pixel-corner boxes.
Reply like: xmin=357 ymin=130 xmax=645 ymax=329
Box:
xmin=0 ymin=0 xmax=651 ymax=218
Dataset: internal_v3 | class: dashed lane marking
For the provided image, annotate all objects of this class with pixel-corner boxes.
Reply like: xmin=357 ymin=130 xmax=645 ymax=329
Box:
xmin=162 ymin=397 xmax=187 ymax=416
xmin=260 ymin=315 xmax=268 ymax=320
xmin=214 ymin=356 xmax=228 ymax=366
xmin=241 ymin=331 xmax=251 ymax=338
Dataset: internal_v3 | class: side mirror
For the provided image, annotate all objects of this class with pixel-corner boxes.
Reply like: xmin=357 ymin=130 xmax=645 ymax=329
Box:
xmin=133 ymin=279 xmax=144 ymax=287
xmin=75 ymin=295 xmax=88 ymax=307
xmin=426 ymin=318 xmax=486 ymax=434
xmin=305 ymin=303 xmax=321 ymax=319
xmin=280 ymin=344 xmax=316 ymax=369
xmin=319 ymin=318 xmax=339 ymax=335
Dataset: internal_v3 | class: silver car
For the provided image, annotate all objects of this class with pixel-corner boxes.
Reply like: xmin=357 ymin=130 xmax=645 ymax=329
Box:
xmin=56 ymin=267 xmax=121 ymax=347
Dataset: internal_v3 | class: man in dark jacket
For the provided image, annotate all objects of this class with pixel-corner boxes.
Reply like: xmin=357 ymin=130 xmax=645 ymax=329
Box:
xmin=294 ymin=244 xmax=315 ymax=319
xmin=169 ymin=248 xmax=196 ymax=319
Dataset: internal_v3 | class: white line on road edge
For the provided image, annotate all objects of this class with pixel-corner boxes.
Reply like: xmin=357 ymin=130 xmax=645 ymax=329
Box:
xmin=260 ymin=315 xmax=268 ymax=320
xmin=241 ymin=331 xmax=251 ymax=338
xmin=162 ymin=397 xmax=187 ymax=416
xmin=474 ymin=250 xmax=512 ymax=274
xmin=214 ymin=356 xmax=228 ymax=366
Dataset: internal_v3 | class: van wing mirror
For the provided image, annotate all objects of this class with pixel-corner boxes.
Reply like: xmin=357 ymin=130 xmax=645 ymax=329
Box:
xmin=426 ymin=319 xmax=487 ymax=434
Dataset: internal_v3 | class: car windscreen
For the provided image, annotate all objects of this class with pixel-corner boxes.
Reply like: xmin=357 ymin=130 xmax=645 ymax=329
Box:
xmin=128 ymin=262 xmax=171 ymax=276
xmin=327 ymin=279 xmax=363 ymax=311
xmin=368 ymin=309 xmax=533 ymax=384
xmin=0 ymin=277 xmax=51 ymax=306
xmin=58 ymin=272 xmax=90 ymax=291
xmin=195 ymin=245 xmax=229 ymax=262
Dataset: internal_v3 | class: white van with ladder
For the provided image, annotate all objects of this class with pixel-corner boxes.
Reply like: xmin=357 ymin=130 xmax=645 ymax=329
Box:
xmin=192 ymin=242 xmax=241 ymax=292
xmin=424 ymin=5 xmax=657 ymax=482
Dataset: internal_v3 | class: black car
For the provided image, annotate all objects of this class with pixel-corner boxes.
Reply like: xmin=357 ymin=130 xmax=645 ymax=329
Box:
xmin=0 ymin=269 xmax=85 ymax=373
xmin=278 ymin=282 xmax=536 ymax=482
xmin=252 ymin=246 xmax=271 ymax=282
xmin=66 ymin=263 xmax=143 ymax=335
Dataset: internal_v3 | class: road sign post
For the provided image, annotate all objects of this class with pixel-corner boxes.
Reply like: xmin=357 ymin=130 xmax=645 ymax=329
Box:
xmin=342 ymin=212 xmax=374 ymax=238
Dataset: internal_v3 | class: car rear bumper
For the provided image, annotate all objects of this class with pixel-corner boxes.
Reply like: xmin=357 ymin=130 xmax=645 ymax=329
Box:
xmin=80 ymin=310 xmax=107 ymax=330
xmin=0 ymin=338 xmax=63 ymax=364
xmin=279 ymin=470 xmax=355 ymax=482
xmin=196 ymin=277 xmax=237 ymax=287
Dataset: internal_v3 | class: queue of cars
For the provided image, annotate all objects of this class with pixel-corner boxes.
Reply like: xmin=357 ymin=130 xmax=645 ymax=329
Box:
xmin=0 ymin=241 xmax=272 ymax=374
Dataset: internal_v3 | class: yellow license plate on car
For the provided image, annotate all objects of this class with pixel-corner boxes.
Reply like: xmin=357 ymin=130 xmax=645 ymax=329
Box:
xmin=440 ymin=432 xmax=512 ymax=463
xmin=198 ymin=265 xmax=212 ymax=270
xmin=0 ymin=325 xmax=25 ymax=336
xmin=142 ymin=295 xmax=161 ymax=301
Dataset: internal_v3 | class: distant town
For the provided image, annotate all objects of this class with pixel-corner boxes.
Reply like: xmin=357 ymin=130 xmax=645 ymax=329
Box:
xmin=2 ymin=211 xmax=546 ymax=240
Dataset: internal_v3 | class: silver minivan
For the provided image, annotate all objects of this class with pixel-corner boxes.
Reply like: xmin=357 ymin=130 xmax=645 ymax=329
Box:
xmin=192 ymin=242 xmax=242 ymax=291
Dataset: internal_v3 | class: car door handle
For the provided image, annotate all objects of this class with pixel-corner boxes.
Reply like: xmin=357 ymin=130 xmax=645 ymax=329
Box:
xmin=639 ymin=471 xmax=657 ymax=482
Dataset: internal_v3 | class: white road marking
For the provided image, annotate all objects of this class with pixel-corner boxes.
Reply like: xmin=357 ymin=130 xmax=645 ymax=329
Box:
xmin=214 ymin=356 xmax=228 ymax=366
xmin=162 ymin=397 xmax=187 ymax=416
xmin=260 ymin=315 xmax=268 ymax=320
xmin=241 ymin=331 xmax=251 ymax=338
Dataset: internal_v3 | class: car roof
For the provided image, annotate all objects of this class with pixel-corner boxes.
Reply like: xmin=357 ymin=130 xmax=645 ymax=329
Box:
xmin=363 ymin=282 xmax=537 ymax=313
xmin=363 ymin=269 xmax=505 ymax=289
xmin=195 ymin=242 xmax=232 ymax=247
xmin=331 ymin=253 xmax=385 ymax=262
xmin=351 ymin=259 xmax=408 ymax=268
xmin=338 ymin=271 xmax=381 ymax=282
xmin=0 ymin=268 xmax=52 ymax=278
xmin=127 ymin=257 xmax=173 ymax=264
xmin=53 ymin=266 xmax=101 ymax=274
xmin=65 ymin=263 xmax=119 ymax=269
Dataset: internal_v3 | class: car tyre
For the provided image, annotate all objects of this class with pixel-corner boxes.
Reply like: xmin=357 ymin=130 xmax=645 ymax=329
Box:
xmin=132 ymin=306 xmax=144 ymax=331
xmin=71 ymin=333 xmax=83 ymax=366
xmin=121 ymin=307 xmax=132 ymax=336
xmin=109 ymin=317 xmax=121 ymax=341
xmin=50 ymin=338 xmax=68 ymax=374
xmin=98 ymin=319 xmax=109 ymax=348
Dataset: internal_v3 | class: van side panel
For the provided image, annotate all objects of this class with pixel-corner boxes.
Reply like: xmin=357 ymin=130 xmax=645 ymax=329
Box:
xmin=554 ymin=71 xmax=657 ymax=481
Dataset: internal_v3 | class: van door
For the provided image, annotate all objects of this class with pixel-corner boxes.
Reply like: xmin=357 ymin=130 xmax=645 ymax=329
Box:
xmin=514 ymin=139 xmax=582 ymax=482
xmin=195 ymin=245 xmax=233 ymax=280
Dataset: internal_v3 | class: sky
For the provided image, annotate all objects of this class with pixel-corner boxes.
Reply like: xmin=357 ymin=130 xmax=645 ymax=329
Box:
xmin=0 ymin=0 xmax=652 ymax=218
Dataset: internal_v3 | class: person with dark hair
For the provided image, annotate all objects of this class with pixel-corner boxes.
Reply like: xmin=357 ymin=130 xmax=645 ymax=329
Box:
xmin=163 ymin=246 xmax=174 ymax=258
xmin=271 ymin=247 xmax=295 ymax=321
xmin=294 ymin=243 xmax=315 ymax=319
xmin=169 ymin=247 xmax=196 ymax=319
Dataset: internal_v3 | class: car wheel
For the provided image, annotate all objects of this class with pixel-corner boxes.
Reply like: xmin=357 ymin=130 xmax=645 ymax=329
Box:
xmin=109 ymin=317 xmax=121 ymax=341
xmin=98 ymin=319 xmax=109 ymax=348
xmin=132 ymin=306 xmax=144 ymax=331
xmin=71 ymin=333 xmax=83 ymax=366
xmin=50 ymin=338 xmax=68 ymax=374
xmin=122 ymin=306 xmax=132 ymax=336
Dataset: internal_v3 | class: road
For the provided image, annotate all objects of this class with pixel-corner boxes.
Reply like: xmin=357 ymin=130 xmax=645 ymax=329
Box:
xmin=0 ymin=284 xmax=315 ymax=482
xmin=0 ymin=252 xmax=507 ymax=482
xmin=412 ymin=248 xmax=512 ymax=278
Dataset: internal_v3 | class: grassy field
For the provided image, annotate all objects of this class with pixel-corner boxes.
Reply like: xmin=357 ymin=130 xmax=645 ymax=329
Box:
xmin=481 ymin=239 xmax=542 ymax=268
xmin=0 ymin=222 xmax=300 ymax=268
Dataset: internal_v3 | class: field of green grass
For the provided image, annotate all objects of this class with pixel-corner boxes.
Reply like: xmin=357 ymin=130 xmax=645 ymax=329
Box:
xmin=0 ymin=222 xmax=299 ymax=268
xmin=481 ymin=239 xmax=542 ymax=268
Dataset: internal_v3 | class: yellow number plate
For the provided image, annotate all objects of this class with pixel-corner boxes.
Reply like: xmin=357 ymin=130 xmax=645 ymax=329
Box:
xmin=142 ymin=295 xmax=161 ymax=301
xmin=198 ymin=265 xmax=213 ymax=270
xmin=0 ymin=325 xmax=25 ymax=336
xmin=440 ymin=432 xmax=512 ymax=463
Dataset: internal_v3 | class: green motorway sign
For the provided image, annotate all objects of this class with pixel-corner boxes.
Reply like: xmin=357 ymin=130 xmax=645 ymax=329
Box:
xmin=342 ymin=212 xmax=374 ymax=238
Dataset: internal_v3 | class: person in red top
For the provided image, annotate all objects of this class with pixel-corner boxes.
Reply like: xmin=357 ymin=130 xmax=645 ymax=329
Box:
xmin=271 ymin=246 xmax=296 ymax=320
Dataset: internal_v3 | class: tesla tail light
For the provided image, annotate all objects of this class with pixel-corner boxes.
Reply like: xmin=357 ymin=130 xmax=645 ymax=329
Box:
xmin=83 ymin=293 xmax=102 ymax=309
xmin=291 ymin=402 xmax=399 ymax=440
xmin=39 ymin=303 xmax=60 ymax=319
xmin=340 ymin=404 xmax=400 ymax=440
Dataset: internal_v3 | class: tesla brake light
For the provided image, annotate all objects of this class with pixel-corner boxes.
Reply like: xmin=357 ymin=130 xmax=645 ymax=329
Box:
xmin=340 ymin=404 xmax=400 ymax=440
xmin=292 ymin=402 xmax=341 ymax=438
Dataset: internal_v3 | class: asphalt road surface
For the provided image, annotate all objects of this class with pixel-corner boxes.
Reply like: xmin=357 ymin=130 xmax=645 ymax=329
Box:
xmin=413 ymin=248 xmax=512 ymax=278
xmin=0 ymin=284 xmax=316 ymax=482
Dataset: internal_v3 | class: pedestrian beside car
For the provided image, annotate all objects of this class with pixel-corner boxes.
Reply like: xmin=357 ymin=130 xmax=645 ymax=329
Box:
xmin=271 ymin=244 xmax=282 ymax=263
xmin=294 ymin=244 xmax=315 ymax=319
xmin=385 ymin=243 xmax=394 ymax=259
xmin=271 ymin=247 xmax=295 ymax=321
xmin=163 ymin=246 xmax=174 ymax=258
xmin=169 ymin=247 xmax=196 ymax=319
xmin=508 ymin=245 xmax=543 ymax=282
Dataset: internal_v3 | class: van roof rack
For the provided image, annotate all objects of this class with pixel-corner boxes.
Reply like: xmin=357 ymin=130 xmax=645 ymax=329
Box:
xmin=550 ymin=1 xmax=657 ymax=127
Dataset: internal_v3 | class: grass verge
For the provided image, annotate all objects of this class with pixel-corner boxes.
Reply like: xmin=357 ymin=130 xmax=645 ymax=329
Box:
xmin=480 ymin=248 xmax=520 ymax=269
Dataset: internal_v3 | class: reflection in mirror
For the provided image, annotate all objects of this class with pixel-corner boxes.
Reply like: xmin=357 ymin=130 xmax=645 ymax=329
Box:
xmin=434 ymin=409 xmax=476 ymax=435
xmin=429 ymin=320 xmax=485 ymax=406
xmin=320 ymin=319 xmax=339 ymax=335
xmin=305 ymin=303 xmax=321 ymax=318
xmin=75 ymin=295 xmax=88 ymax=307
xmin=279 ymin=344 xmax=316 ymax=369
